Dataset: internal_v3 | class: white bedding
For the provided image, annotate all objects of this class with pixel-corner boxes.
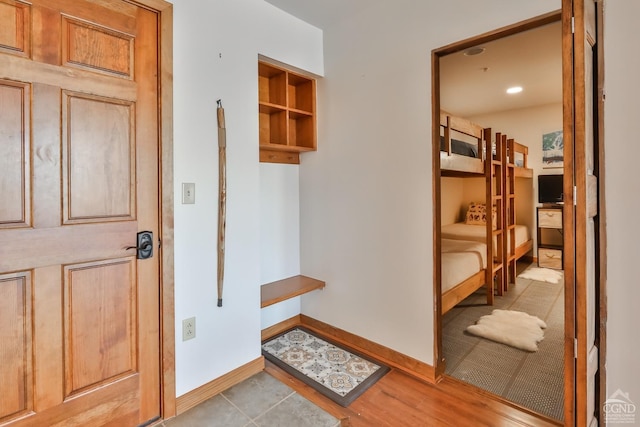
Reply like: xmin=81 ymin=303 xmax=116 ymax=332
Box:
xmin=441 ymin=239 xmax=487 ymax=293
xmin=441 ymin=222 xmax=530 ymax=251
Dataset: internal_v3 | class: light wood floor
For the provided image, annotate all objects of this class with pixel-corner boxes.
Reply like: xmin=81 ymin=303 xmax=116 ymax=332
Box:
xmin=265 ymin=360 xmax=561 ymax=426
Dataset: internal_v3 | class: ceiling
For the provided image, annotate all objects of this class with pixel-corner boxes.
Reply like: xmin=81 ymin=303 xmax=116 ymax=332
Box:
xmin=263 ymin=0 xmax=372 ymax=30
xmin=263 ymin=1 xmax=562 ymax=118
xmin=440 ymin=21 xmax=562 ymax=117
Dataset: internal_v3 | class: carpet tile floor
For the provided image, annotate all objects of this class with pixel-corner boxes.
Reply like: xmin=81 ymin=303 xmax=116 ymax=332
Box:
xmin=443 ymin=263 xmax=565 ymax=421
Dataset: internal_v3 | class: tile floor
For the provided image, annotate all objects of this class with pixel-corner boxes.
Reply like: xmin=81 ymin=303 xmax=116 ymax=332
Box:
xmin=161 ymin=371 xmax=340 ymax=427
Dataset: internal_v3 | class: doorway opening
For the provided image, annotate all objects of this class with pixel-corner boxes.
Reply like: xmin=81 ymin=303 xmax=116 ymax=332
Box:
xmin=432 ymin=11 xmax=568 ymax=422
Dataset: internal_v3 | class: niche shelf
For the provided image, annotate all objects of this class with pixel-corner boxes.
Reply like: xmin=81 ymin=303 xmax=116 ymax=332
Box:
xmin=260 ymin=275 xmax=325 ymax=308
xmin=258 ymin=60 xmax=317 ymax=164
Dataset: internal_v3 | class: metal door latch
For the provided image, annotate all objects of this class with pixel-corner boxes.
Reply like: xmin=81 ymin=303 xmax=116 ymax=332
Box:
xmin=126 ymin=231 xmax=154 ymax=260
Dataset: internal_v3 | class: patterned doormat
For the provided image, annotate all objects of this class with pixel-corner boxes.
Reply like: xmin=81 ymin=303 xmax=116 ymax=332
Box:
xmin=262 ymin=327 xmax=389 ymax=407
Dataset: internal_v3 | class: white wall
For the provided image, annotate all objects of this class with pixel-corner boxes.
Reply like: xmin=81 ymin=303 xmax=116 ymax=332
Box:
xmin=168 ymin=0 xmax=640 ymax=410
xmin=260 ymin=163 xmax=302 ymax=329
xmin=299 ymin=0 xmax=560 ymax=365
xmin=172 ymin=0 xmax=322 ymax=396
xmin=462 ymin=177 xmax=487 ymax=212
xmin=441 ymin=178 xmax=466 ymax=225
xmin=603 ymin=0 xmax=640 ymax=411
xmin=441 ymin=177 xmax=487 ymax=227
xmin=471 ymin=103 xmax=563 ymax=252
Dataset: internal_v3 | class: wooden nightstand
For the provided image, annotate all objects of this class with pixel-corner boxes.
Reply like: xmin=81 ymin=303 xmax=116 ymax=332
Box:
xmin=537 ymin=205 xmax=563 ymax=269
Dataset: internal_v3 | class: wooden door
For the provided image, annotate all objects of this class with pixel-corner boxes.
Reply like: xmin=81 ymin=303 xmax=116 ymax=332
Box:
xmin=563 ymin=0 xmax=603 ymax=425
xmin=0 ymin=1 xmax=161 ymax=425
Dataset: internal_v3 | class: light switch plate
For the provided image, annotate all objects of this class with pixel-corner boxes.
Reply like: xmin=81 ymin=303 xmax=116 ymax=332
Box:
xmin=182 ymin=183 xmax=195 ymax=204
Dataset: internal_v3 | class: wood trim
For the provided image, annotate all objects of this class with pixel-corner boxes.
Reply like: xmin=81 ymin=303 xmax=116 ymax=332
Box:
xmin=439 ymin=169 xmax=484 ymax=178
xmin=126 ymin=0 xmax=175 ymax=421
xmin=561 ymin=1 xmax=577 ymax=425
xmin=435 ymin=10 xmax=561 ymax=57
xmin=445 ymin=114 xmax=484 ymax=139
xmin=264 ymin=314 xmax=438 ymax=383
xmin=261 ymin=315 xmax=302 ymax=341
xmin=595 ymin=0 xmax=607 ymax=422
xmin=514 ymin=167 xmax=533 ymax=179
xmin=156 ymin=0 xmax=176 ymax=420
xmin=175 ymin=357 xmax=265 ymax=415
xmin=300 ymin=315 xmax=437 ymax=384
xmin=431 ymin=43 xmax=445 ymax=381
xmin=514 ymin=239 xmax=534 ymax=261
xmin=441 ymin=269 xmax=486 ymax=315
xmin=259 ymin=148 xmax=300 ymax=164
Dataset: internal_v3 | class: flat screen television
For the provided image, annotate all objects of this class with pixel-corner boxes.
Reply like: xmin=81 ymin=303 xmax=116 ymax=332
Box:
xmin=538 ymin=174 xmax=564 ymax=204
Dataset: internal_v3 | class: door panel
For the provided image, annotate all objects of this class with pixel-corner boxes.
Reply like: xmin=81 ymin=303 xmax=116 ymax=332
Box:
xmin=0 ymin=272 xmax=32 ymax=421
xmin=0 ymin=0 xmax=30 ymax=57
xmin=62 ymin=92 xmax=135 ymax=222
xmin=62 ymin=17 xmax=134 ymax=78
xmin=64 ymin=259 xmax=136 ymax=396
xmin=0 ymin=1 xmax=160 ymax=425
xmin=0 ymin=80 xmax=30 ymax=227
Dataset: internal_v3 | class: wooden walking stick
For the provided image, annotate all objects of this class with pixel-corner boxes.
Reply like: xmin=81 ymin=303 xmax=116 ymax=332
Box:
xmin=216 ymin=100 xmax=226 ymax=307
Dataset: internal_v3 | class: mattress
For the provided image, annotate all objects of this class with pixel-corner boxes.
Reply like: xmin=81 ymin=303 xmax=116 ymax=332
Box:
xmin=441 ymin=222 xmax=530 ymax=250
xmin=441 ymin=239 xmax=486 ymax=293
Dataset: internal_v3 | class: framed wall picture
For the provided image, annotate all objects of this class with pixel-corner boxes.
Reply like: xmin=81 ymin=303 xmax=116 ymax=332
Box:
xmin=542 ymin=130 xmax=563 ymax=168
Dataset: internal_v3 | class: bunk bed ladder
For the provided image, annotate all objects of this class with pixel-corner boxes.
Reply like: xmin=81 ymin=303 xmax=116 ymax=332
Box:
xmin=484 ymin=129 xmax=504 ymax=298
xmin=504 ymin=138 xmax=517 ymax=289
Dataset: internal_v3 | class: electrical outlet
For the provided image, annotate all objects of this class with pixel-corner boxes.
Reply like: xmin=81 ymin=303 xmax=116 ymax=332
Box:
xmin=182 ymin=183 xmax=195 ymax=204
xmin=182 ymin=317 xmax=196 ymax=341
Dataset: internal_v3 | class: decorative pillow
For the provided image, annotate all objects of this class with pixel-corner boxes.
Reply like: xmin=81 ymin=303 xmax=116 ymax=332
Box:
xmin=465 ymin=202 xmax=498 ymax=229
xmin=465 ymin=202 xmax=486 ymax=225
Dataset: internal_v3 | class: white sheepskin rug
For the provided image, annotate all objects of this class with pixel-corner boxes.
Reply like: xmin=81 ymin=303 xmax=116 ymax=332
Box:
xmin=466 ymin=309 xmax=547 ymax=352
xmin=517 ymin=267 xmax=563 ymax=284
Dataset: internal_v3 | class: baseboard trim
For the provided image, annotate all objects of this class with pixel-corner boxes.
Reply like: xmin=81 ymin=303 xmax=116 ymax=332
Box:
xmin=175 ymin=356 xmax=265 ymax=415
xmin=261 ymin=314 xmax=302 ymax=341
xmin=299 ymin=315 xmax=437 ymax=384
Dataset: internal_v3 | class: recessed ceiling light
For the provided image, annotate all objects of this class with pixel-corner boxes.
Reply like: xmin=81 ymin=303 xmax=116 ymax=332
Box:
xmin=463 ymin=47 xmax=485 ymax=56
xmin=506 ymin=86 xmax=523 ymax=94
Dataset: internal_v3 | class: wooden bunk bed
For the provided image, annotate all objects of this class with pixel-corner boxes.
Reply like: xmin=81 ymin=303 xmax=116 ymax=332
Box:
xmin=439 ymin=112 xmax=485 ymax=176
xmin=439 ymin=112 xmax=534 ymax=312
xmin=439 ymin=113 xmax=498 ymax=314
xmin=441 ymin=239 xmax=487 ymax=314
xmin=441 ymin=132 xmax=534 ymax=293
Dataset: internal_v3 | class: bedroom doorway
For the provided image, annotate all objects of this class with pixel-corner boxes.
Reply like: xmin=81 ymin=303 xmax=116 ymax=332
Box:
xmin=434 ymin=15 xmax=565 ymax=421
xmin=432 ymin=3 xmax=605 ymax=424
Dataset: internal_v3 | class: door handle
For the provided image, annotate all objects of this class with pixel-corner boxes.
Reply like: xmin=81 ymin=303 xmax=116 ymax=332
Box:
xmin=126 ymin=231 xmax=154 ymax=260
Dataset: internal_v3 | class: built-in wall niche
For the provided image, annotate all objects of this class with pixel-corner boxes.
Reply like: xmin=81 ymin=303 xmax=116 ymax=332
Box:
xmin=258 ymin=60 xmax=317 ymax=164
xmin=258 ymin=59 xmax=324 ymax=325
